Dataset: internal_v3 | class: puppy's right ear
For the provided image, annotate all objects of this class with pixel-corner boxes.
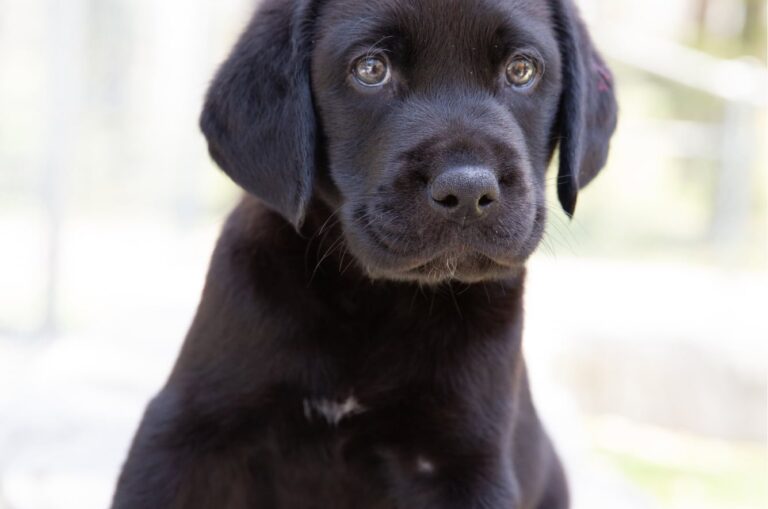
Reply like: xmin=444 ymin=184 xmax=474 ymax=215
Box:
xmin=200 ymin=0 xmax=318 ymax=228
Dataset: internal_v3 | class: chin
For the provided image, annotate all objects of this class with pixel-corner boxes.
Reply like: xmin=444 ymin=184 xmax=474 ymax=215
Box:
xmin=348 ymin=240 xmax=529 ymax=284
xmin=405 ymin=253 xmax=520 ymax=283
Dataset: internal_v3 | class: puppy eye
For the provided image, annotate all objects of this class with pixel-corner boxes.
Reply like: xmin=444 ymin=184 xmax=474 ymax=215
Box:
xmin=353 ymin=56 xmax=390 ymax=87
xmin=505 ymin=56 xmax=538 ymax=88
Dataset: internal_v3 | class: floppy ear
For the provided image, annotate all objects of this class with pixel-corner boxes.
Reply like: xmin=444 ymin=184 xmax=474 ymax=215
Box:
xmin=200 ymin=0 xmax=318 ymax=228
xmin=551 ymin=0 xmax=618 ymax=217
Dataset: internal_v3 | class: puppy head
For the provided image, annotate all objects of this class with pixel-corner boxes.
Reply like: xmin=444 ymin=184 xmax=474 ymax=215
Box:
xmin=201 ymin=0 xmax=617 ymax=283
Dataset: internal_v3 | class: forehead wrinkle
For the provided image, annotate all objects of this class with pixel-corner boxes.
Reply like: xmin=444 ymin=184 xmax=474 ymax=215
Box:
xmin=319 ymin=0 xmax=557 ymax=66
xmin=397 ymin=0 xmax=506 ymax=63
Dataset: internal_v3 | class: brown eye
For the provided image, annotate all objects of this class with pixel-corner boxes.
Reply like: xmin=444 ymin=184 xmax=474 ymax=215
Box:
xmin=353 ymin=56 xmax=390 ymax=87
xmin=506 ymin=56 xmax=538 ymax=88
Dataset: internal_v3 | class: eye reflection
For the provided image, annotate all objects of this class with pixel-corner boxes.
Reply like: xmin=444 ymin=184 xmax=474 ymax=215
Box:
xmin=506 ymin=56 xmax=538 ymax=88
xmin=353 ymin=56 xmax=390 ymax=87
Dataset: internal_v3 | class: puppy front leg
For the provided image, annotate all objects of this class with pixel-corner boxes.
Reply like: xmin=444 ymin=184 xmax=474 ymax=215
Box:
xmin=111 ymin=388 xmax=272 ymax=509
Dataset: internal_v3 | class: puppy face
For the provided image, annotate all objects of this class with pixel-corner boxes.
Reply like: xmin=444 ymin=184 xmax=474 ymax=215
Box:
xmin=312 ymin=0 xmax=561 ymax=282
xmin=200 ymin=0 xmax=617 ymax=284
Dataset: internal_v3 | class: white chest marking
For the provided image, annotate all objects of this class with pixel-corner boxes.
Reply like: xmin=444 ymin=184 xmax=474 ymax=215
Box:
xmin=416 ymin=456 xmax=436 ymax=474
xmin=303 ymin=395 xmax=365 ymax=425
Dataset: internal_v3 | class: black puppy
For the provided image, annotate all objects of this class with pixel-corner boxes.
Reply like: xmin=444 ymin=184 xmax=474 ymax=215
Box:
xmin=112 ymin=0 xmax=616 ymax=507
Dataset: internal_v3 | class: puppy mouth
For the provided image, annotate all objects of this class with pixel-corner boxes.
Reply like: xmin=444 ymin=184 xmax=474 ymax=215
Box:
xmin=340 ymin=201 xmax=541 ymax=283
xmin=400 ymin=252 xmax=518 ymax=283
xmin=352 ymin=223 xmax=525 ymax=283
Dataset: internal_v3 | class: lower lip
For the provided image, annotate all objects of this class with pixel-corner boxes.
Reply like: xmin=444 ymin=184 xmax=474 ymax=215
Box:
xmin=407 ymin=252 xmax=505 ymax=274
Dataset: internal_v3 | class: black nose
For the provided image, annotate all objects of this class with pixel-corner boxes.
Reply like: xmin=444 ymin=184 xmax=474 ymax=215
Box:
xmin=429 ymin=166 xmax=500 ymax=221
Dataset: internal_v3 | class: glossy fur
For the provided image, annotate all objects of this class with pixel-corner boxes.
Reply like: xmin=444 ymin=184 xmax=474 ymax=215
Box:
xmin=112 ymin=0 xmax=616 ymax=507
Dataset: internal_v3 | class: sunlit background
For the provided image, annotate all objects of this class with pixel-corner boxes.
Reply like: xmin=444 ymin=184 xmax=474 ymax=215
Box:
xmin=0 ymin=0 xmax=766 ymax=508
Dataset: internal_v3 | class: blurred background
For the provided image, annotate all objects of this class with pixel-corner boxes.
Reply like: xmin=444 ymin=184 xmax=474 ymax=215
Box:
xmin=0 ymin=0 xmax=765 ymax=508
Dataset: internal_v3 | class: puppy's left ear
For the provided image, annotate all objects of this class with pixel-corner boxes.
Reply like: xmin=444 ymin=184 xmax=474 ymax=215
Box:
xmin=552 ymin=0 xmax=618 ymax=217
xmin=200 ymin=0 xmax=318 ymax=228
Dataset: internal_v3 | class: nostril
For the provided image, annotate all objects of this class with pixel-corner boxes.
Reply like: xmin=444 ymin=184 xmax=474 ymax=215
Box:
xmin=428 ymin=166 xmax=500 ymax=219
xmin=478 ymin=194 xmax=495 ymax=208
xmin=434 ymin=194 xmax=459 ymax=208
